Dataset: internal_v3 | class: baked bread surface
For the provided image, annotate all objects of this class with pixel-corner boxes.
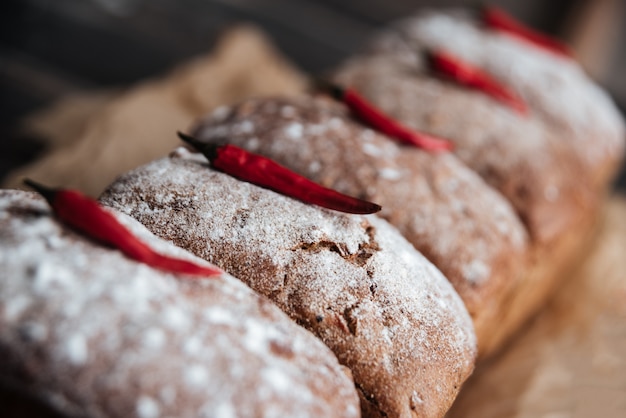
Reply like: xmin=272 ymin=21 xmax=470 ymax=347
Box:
xmin=330 ymin=9 xmax=625 ymax=355
xmin=100 ymin=150 xmax=477 ymax=418
xmin=332 ymin=10 xmax=625 ymax=245
xmin=338 ymin=10 xmax=625 ymax=187
xmin=0 ymin=189 xmax=360 ymax=418
xmin=386 ymin=10 xmax=625 ymax=185
xmin=191 ymin=96 xmax=529 ymax=349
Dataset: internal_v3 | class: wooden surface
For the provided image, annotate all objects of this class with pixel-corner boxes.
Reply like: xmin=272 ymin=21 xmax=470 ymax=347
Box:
xmin=448 ymin=196 xmax=626 ymax=418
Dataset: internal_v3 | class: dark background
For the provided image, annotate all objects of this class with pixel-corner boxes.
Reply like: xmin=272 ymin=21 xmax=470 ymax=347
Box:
xmin=1 ymin=0 xmax=625 ymax=189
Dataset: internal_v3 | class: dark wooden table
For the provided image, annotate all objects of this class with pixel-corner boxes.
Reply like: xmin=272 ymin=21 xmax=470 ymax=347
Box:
xmin=1 ymin=0 xmax=624 ymax=189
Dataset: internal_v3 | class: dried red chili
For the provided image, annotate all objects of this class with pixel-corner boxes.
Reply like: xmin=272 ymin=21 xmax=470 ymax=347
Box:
xmin=317 ymin=80 xmax=454 ymax=152
xmin=428 ymin=50 xmax=528 ymax=115
xmin=24 ymin=179 xmax=223 ymax=277
xmin=482 ymin=5 xmax=572 ymax=57
xmin=178 ymin=132 xmax=382 ymax=214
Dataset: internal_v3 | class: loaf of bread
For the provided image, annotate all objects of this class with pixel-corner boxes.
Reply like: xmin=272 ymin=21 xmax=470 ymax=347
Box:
xmin=190 ymin=96 xmax=529 ymax=355
xmin=0 ymin=189 xmax=360 ymax=418
xmin=184 ymin=8 xmax=626 ymax=357
xmin=99 ymin=148 xmax=477 ymax=418
xmin=6 ymin=8 xmax=623 ymax=418
xmin=332 ymin=10 xmax=624 ymax=243
xmin=324 ymin=9 xmax=624 ymax=354
xmin=367 ymin=10 xmax=624 ymax=185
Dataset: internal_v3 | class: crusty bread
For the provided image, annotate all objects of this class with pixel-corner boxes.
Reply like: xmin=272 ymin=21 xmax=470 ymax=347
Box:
xmin=6 ymin=9 xmax=621 ymax=417
xmin=190 ymin=96 xmax=529 ymax=355
xmin=333 ymin=49 xmax=597 ymax=246
xmin=0 ymin=189 xmax=360 ymax=418
xmin=99 ymin=150 xmax=477 ymax=418
xmin=328 ymin=10 xmax=624 ymax=355
xmin=335 ymin=9 xmax=625 ymax=192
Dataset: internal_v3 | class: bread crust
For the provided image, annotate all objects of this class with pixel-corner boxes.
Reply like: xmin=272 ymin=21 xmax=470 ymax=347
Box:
xmin=334 ymin=51 xmax=600 ymax=245
xmin=337 ymin=9 xmax=625 ymax=190
xmin=191 ymin=96 xmax=529 ymax=354
xmin=330 ymin=10 xmax=624 ymax=356
xmin=100 ymin=153 xmax=477 ymax=418
xmin=0 ymin=190 xmax=360 ymax=418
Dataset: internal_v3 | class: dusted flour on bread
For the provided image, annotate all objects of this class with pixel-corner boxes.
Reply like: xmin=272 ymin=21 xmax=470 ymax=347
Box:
xmin=0 ymin=190 xmax=360 ymax=418
xmin=191 ymin=96 xmax=529 ymax=349
xmin=100 ymin=152 xmax=477 ymax=418
xmin=331 ymin=8 xmax=623 ymax=357
xmin=333 ymin=20 xmax=607 ymax=244
xmin=392 ymin=10 xmax=625 ymax=179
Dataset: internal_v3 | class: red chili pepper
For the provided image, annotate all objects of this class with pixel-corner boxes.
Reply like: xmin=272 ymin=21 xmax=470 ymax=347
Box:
xmin=428 ymin=50 xmax=528 ymax=115
xmin=482 ymin=5 xmax=572 ymax=57
xmin=317 ymin=80 xmax=454 ymax=152
xmin=24 ymin=179 xmax=223 ymax=278
xmin=178 ymin=132 xmax=382 ymax=214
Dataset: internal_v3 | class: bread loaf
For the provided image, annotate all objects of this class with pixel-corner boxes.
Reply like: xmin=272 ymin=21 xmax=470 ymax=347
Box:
xmin=332 ymin=10 xmax=624 ymax=244
xmin=326 ymin=9 xmax=624 ymax=355
xmin=0 ymin=189 xmax=360 ymax=418
xmin=99 ymin=149 xmax=477 ymax=418
xmin=190 ymin=96 xmax=529 ymax=354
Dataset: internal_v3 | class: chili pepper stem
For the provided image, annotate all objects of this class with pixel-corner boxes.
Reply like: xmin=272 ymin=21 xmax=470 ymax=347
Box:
xmin=178 ymin=131 xmax=220 ymax=160
xmin=313 ymin=78 xmax=346 ymax=101
xmin=23 ymin=178 xmax=58 ymax=206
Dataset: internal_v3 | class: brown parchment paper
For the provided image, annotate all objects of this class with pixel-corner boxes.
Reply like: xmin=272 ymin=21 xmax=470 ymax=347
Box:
xmin=3 ymin=25 xmax=625 ymax=418
xmin=2 ymin=26 xmax=307 ymax=196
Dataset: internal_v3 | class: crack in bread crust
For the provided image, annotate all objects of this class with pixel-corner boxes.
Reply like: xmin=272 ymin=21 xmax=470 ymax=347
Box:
xmin=292 ymin=223 xmax=380 ymax=267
